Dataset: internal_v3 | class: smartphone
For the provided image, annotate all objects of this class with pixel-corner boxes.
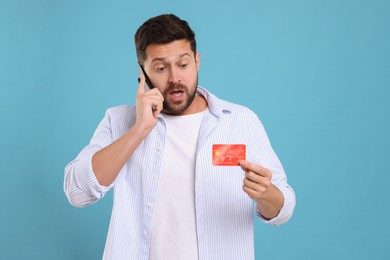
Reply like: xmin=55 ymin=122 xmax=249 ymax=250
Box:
xmin=139 ymin=64 xmax=155 ymax=90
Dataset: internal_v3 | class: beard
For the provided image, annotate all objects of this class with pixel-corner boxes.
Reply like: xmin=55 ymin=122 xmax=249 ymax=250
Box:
xmin=161 ymin=77 xmax=198 ymax=115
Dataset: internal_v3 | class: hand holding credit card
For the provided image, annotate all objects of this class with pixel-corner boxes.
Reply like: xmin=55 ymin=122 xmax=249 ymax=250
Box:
xmin=212 ymin=144 xmax=246 ymax=166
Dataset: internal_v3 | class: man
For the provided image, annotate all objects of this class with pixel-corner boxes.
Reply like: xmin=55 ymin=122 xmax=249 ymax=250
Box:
xmin=64 ymin=14 xmax=296 ymax=260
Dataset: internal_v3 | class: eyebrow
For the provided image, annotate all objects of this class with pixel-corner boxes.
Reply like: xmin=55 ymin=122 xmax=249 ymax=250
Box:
xmin=151 ymin=53 xmax=192 ymax=63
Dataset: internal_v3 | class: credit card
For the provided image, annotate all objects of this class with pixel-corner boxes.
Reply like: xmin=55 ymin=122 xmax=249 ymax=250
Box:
xmin=212 ymin=144 xmax=246 ymax=166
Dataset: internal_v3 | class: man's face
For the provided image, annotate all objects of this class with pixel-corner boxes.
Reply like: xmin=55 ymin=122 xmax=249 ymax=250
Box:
xmin=142 ymin=39 xmax=200 ymax=115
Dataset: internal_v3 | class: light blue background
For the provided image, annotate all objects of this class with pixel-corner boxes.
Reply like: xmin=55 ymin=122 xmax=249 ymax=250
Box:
xmin=1 ymin=0 xmax=389 ymax=259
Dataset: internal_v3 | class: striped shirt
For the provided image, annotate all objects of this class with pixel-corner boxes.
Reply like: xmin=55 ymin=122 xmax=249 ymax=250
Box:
xmin=64 ymin=86 xmax=296 ymax=260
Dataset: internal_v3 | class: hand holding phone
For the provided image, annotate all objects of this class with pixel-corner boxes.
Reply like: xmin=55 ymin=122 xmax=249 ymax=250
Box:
xmin=137 ymin=65 xmax=162 ymax=113
xmin=139 ymin=64 xmax=155 ymax=90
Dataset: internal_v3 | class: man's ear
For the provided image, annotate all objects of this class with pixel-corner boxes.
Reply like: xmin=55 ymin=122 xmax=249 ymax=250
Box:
xmin=195 ymin=52 xmax=200 ymax=70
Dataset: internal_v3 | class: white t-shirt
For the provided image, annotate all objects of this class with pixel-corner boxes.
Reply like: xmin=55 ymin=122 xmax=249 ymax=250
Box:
xmin=149 ymin=109 xmax=207 ymax=260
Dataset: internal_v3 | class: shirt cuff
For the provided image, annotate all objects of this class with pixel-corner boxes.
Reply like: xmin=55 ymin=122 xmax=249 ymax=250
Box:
xmin=255 ymin=184 xmax=295 ymax=226
xmin=65 ymin=153 xmax=113 ymax=207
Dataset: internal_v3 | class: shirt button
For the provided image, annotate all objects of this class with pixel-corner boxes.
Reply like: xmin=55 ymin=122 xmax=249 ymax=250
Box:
xmin=147 ymin=202 xmax=152 ymax=207
xmin=144 ymin=230 xmax=148 ymax=236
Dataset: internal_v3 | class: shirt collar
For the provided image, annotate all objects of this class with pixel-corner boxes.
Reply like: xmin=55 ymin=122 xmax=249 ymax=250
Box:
xmin=197 ymin=86 xmax=231 ymax=118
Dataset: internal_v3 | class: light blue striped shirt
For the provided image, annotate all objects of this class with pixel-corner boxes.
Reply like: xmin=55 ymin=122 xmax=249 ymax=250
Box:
xmin=64 ymin=86 xmax=296 ymax=260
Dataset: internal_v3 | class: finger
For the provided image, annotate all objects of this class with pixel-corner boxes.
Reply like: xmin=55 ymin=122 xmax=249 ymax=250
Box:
xmin=238 ymin=160 xmax=270 ymax=177
xmin=141 ymin=93 xmax=163 ymax=116
xmin=242 ymin=185 xmax=258 ymax=199
xmin=244 ymin=175 xmax=269 ymax=192
xmin=148 ymin=88 xmax=164 ymax=102
xmin=137 ymin=70 xmax=146 ymax=95
xmin=153 ymin=102 xmax=163 ymax=117
xmin=147 ymin=93 xmax=164 ymax=107
xmin=243 ymin=177 xmax=259 ymax=191
xmin=245 ymin=171 xmax=263 ymax=183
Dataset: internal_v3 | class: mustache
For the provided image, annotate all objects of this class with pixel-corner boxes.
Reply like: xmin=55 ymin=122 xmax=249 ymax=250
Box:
xmin=162 ymin=82 xmax=187 ymax=96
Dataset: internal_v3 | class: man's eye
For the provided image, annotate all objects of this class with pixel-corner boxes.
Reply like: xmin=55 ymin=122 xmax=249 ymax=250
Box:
xmin=155 ymin=66 xmax=166 ymax=72
xmin=179 ymin=64 xmax=188 ymax=69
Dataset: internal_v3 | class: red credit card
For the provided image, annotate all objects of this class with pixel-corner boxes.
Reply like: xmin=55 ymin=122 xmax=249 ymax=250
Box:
xmin=212 ymin=144 xmax=246 ymax=166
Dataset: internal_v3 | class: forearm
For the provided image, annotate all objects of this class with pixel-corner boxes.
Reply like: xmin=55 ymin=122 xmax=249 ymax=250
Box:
xmin=255 ymin=184 xmax=284 ymax=220
xmin=92 ymin=123 xmax=150 ymax=186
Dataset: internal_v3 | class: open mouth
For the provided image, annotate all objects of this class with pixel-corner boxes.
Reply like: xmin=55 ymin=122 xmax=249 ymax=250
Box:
xmin=171 ymin=90 xmax=183 ymax=96
xmin=168 ymin=90 xmax=185 ymax=100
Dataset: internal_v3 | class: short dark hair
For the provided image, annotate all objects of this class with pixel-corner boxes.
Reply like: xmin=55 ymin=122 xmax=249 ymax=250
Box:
xmin=134 ymin=14 xmax=196 ymax=63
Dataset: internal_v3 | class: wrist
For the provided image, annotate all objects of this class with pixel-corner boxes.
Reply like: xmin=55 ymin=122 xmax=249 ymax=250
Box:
xmin=131 ymin=121 xmax=154 ymax=139
xmin=255 ymin=184 xmax=284 ymax=220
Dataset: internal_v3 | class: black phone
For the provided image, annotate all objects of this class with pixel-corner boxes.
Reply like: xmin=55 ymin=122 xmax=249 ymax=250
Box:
xmin=139 ymin=64 xmax=155 ymax=90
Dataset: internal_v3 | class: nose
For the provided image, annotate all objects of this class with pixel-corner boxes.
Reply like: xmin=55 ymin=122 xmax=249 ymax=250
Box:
xmin=168 ymin=67 xmax=180 ymax=84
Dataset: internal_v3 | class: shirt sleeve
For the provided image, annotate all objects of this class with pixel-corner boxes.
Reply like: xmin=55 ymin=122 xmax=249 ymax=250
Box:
xmin=248 ymin=113 xmax=296 ymax=226
xmin=63 ymin=109 xmax=115 ymax=208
